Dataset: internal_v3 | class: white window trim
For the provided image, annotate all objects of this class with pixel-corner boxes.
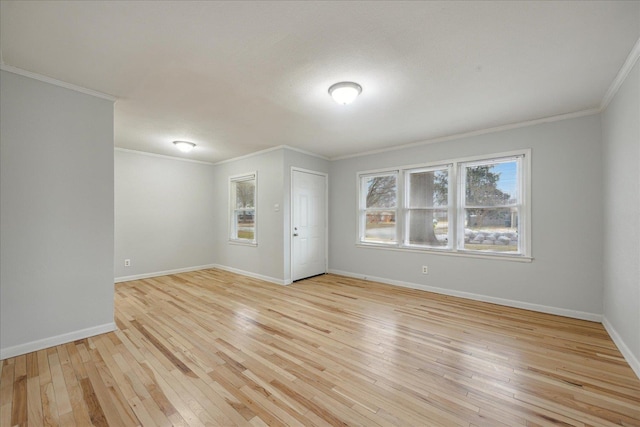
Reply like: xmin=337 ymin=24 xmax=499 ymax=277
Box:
xmin=229 ymin=171 xmax=257 ymax=246
xmin=356 ymin=149 xmax=532 ymax=261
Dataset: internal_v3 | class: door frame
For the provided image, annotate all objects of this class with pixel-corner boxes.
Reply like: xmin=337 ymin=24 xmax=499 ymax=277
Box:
xmin=290 ymin=167 xmax=329 ymax=282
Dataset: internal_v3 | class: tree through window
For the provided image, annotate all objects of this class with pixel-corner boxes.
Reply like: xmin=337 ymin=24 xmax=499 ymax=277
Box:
xmin=404 ymin=166 xmax=450 ymax=248
xmin=461 ymin=158 xmax=521 ymax=252
xmin=230 ymin=173 xmax=256 ymax=243
xmin=360 ymin=173 xmax=398 ymax=244
xmin=357 ymin=151 xmax=529 ymax=258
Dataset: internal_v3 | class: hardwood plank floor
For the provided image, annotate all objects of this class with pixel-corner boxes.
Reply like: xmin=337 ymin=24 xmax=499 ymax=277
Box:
xmin=2 ymin=269 xmax=639 ymax=426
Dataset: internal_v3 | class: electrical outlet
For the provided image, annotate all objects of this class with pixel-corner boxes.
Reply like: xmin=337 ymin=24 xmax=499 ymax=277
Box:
xmin=124 ymin=259 xmax=131 ymax=267
xmin=422 ymin=266 xmax=428 ymax=274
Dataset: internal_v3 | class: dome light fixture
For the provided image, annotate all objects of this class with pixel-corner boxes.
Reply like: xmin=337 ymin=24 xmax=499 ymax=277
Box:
xmin=328 ymin=81 xmax=362 ymax=105
xmin=173 ymin=140 xmax=196 ymax=153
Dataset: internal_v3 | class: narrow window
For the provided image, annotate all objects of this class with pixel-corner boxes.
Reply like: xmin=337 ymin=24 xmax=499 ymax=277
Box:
xmin=230 ymin=173 xmax=256 ymax=244
xmin=404 ymin=166 xmax=451 ymax=248
xmin=359 ymin=172 xmax=398 ymax=244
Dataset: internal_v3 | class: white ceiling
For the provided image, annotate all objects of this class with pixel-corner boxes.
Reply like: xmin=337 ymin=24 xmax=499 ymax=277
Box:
xmin=1 ymin=1 xmax=638 ymax=163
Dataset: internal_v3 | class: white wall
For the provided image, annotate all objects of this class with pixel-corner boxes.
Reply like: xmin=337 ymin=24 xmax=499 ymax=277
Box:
xmin=114 ymin=150 xmax=216 ymax=280
xmin=602 ymin=59 xmax=640 ymax=376
xmin=330 ymin=115 xmax=604 ymax=319
xmin=0 ymin=70 xmax=115 ymax=359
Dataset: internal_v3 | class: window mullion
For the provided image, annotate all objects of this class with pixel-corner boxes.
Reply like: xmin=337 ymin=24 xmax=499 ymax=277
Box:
xmin=456 ymin=162 xmax=465 ymax=251
xmin=399 ymin=170 xmax=405 ymax=246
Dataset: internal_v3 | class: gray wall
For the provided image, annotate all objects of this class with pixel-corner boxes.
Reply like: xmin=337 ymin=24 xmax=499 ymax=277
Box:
xmin=0 ymin=70 xmax=115 ymax=358
xmin=602 ymin=59 xmax=640 ymax=375
xmin=210 ymin=147 xmax=330 ymax=283
xmin=330 ymin=114 xmax=604 ymax=318
xmin=212 ymin=149 xmax=286 ymax=282
xmin=2 ymin=64 xmax=635 ymax=378
xmin=282 ymin=149 xmax=330 ymax=283
xmin=114 ymin=150 xmax=216 ymax=280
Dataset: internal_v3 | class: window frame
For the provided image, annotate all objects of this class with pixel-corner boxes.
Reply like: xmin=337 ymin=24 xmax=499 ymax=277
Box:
xmin=457 ymin=155 xmax=526 ymax=256
xmin=358 ymin=170 xmax=399 ymax=245
xmin=356 ymin=149 xmax=531 ymax=261
xmin=403 ymin=164 xmax=453 ymax=250
xmin=229 ymin=172 xmax=257 ymax=246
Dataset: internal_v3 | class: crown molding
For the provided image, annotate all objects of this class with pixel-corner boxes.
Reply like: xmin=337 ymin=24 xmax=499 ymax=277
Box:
xmin=213 ymin=145 xmax=285 ymax=165
xmin=600 ymin=36 xmax=640 ymax=111
xmin=281 ymin=145 xmax=330 ymax=160
xmin=330 ymin=108 xmax=600 ymax=161
xmin=115 ymin=144 xmax=328 ymax=166
xmin=0 ymin=64 xmax=117 ymax=102
xmin=114 ymin=147 xmax=215 ymax=165
xmin=213 ymin=144 xmax=328 ymax=166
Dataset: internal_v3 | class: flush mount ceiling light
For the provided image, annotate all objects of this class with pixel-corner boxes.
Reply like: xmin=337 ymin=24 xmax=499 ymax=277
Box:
xmin=173 ymin=140 xmax=196 ymax=153
xmin=328 ymin=81 xmax=362 ymax=105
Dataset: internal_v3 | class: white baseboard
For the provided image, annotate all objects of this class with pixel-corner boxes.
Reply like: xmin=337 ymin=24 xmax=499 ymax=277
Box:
xmin=212 ymin=264 xmax=287 ymax=286
xmin=602 ymin=317 xmax=640 ymax=380
xmin=114 ymin=263 xmax=219 ymax=283
xmin=115 ymin=263 xmax=287 ymax=286
xmin=0 ymin=322 xmax=117 ymax=360
xmin=328 ymin=269 xmax=602 ymax=322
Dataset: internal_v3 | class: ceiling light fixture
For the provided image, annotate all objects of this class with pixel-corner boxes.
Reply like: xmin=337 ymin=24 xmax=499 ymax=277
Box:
xmin=173 ymin=140 xmax=196 ymax=153
xmin=328 ymin=81 xmax=362 ymax=105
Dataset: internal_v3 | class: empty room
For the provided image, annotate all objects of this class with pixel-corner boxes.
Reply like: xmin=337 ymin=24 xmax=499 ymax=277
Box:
xmin=1 ymin=1 xmax=639 ymax=426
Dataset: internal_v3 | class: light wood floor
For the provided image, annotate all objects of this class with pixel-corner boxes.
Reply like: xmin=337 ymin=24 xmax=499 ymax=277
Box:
xmin=2 ymin=270 xmax=639 ymax=426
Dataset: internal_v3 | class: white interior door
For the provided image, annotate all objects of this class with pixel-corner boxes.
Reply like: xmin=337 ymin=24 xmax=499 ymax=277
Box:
xmin=292 ymin=169 xmax=327 ymax=281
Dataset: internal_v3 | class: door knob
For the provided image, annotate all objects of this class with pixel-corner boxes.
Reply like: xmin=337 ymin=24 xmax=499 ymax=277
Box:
xmin=293 ymin=233 xmax=299 ymax=236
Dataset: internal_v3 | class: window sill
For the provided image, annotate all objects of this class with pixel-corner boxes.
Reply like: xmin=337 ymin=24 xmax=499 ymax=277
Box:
xmin=228 ymin=240 xmax=257 ymax=247
xmin=355 ymin=243 xmax=533 ymax=263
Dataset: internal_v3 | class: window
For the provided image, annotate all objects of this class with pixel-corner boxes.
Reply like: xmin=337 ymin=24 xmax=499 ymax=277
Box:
xmin=459 ymin=157 xmax=522 ymax=253
xmin=357 ymin=150 xmax=530 ymax=259
xmin=359 ymin=172 xmax=398 ymax=244
xmin=404 ymin=166 xmax=451 ymax=249
xmin=230 ymin=173 xmax=256 ymax=244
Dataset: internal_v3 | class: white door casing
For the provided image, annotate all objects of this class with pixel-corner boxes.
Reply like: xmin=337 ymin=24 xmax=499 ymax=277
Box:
xmin=291 ymin=169 xmax=327 ymax=282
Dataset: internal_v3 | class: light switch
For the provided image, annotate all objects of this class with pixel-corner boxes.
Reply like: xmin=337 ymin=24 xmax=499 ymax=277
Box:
xmin=274 ymin=203 xmax=280 ymax=212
